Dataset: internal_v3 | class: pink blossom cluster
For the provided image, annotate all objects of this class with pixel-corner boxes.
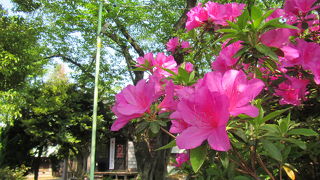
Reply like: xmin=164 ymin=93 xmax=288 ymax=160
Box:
xmin=257 ymin=0 xmax=320 ymax=105
xmin=111 ymin=68 xmax=264 ymax=152
xmin=166 ymin=37 xmax=191 ymax=53
xmin=174 ymin=152 xmax=189 ymax=167
xmin=211 ymin=41 xmax=243 ymax=73
xmin=136 ymin=52 xmax=177 ymax=77
xmin=186 ymin=2 xmax=245 ymax=31
xmin=135 ymin=52 xmax=194 ymax=77
xmin=171 ymin=70 xmax=264 ymax=151
xmin=110 ymin=0 xmax=320 ymax=155
xmin=261 ymin=0 xmax=319 ymax=43
xmin=209 ymin=0 xmax=319 ymax=106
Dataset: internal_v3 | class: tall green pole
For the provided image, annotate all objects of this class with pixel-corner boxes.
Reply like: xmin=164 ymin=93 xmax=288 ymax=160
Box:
xmin=90 ymin=1 xmax=103 ymax=179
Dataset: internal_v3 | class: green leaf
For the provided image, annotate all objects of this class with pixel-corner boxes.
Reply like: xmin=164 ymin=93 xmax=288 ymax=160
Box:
xmin=158 ymin=112 xmax=171 ymax=119
xmin=132 ymin=67 xmax=147 ymax=71
xmin=216 ymin=28 xmax=239 ymax=33
xmin=285 ymin=138 xmax=307 ymax=150
xmin=155 ymin=140 xmax=176 ymax=151
xmin=279 ymin=113 xmax=291 ymax=135
xmin=260 ymin=124 xmax=280 ymax=137
xmin=225 ymin=38 xmax=241 ymax=47
xmin=260 ymin=9 xmax=276 ymax=23
xmin=287 ymin=128 xmax=318 ymax=136
xmin=256 ymin=44 xmax=278 ymax=60
xmin=149 ymin=122 xmax=160 ymax=134
xmin=156 ymin=120 xmax=167 ymax=127
xmin=161 ymin=67 xmax=177 ymax=76
xmin=214 ymin=34 xmax=238 ymax=44
xmin=135 ymin=121 xmax=149 ymax=133
xmin=254 ymin=9 xmax=275 ymax=29
xmin=260 ymin=18 xmax=299 ymax=31
xmin=262 ymin=108 xmax=290 ymax=123
xmin=178 ymin=67 xmax=190 ymax=83
xmin=264 ymin=59 xmax=278 ymax=72
xmin=227 ymin=20 xmax=240 ymax=30
xmin=233 ymin=46 xmax=249 ymax=58
xmin=255 ymin=99 xmax=264 ymax=125
xmin=251 ymin=6 xmax=263 ymax=28
xmin=189 ymin=71 xmax=195 ymax=82
xmin=237 ymin=10 xmax=249 ymax=29
xmin=190 ymin=144 xmax=207 ymax=173
xmin=233 ymin=129 xmax=248 ymax=143
xmin=261 ymin=140 xmax=282 ymax=162
xmin=255 ymin=67 xmax=263 ymax=79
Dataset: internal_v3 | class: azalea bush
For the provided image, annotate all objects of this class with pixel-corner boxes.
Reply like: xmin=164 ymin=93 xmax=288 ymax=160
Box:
xmin=110 ymin=0 xmax=319 ymax=179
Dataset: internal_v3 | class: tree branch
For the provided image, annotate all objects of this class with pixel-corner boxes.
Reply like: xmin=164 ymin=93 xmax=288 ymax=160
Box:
xmin=45 ymin=54 xmax=94 ymax=79
xmin=173 ymin=0 xmax=197 ymax=31
xmin=103 ymin=5 xmax=145 ymax=84
xmin=257 ymin=154 xmax=276 ymax=180
xmin=102 ymin=31 xmax=138 ymax=84
xmin=104 ymin=5 xmax=145 ymax=57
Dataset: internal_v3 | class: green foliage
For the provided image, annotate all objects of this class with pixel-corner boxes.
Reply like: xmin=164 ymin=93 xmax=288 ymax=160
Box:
xmin=0 ymin=165 xmax=29 ymax=180
xmin=0 ymin=90 xmax=24 ymax=125
xmin=215 ymin=6 xmax=298 ymax=73
xmin=0 ymin=8 xmax=46 ymax=90
xmin=190 ymin=145 xmax=207 ymax=173
xmin=155 ymin=140 xmax=176 ymax=151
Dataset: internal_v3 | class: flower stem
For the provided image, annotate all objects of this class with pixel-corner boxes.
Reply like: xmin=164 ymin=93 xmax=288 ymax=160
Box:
xmin=257 ymin=154 xmax=276 ymax=180
xmin=160 ymin=127 xmax=176 ymax=139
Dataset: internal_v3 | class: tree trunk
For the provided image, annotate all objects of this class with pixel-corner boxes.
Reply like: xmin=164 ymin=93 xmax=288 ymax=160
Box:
xmin=133 ymin=131 xmax=171 ymax=180
xmin=33 ymin=146 xmax=43 ymax=180
xmin=62 ymin=157 xmax=68 ymax=180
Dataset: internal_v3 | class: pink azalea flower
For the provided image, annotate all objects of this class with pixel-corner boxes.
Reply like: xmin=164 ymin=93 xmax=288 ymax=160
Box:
xmin=181 ymin=41 xmax=191 ymax=49
xmin=266 ymin=8 xmax=286 ymax=21
xmin=309 ymin=65 xmax=320 ymax=84
xmin=260 ymin=28 xmax=292 ymax=48
xmin=186 ymin=3 xmax=208 ymax=31
xmin=295 ymin=39 xmax=320 ymax=70
xmin=175 ymin=86 xmax=195 ymax=100
xmin=166 ymin=38 xmax=192 ymax=53
xmin=185 ymin=62 xmax=194 ymax=73
xmin=175 ymin=86 xmax=231 ymax=151
xmin=224 ymin=3 xmax=246 ymax=21
xmin=169 ymin=111 xmax=190 ymax=134
xmin=205 ymin=2 xmax=245 ymax=26
xmin=166 ymin=37 xmax=179 ymax=53
xmin=152 ymin=53 xmax=177 ymax=77
xmin=280 ymin=39 xmax=320 ymax=70
xmin=111 ymin=80 xmax=156 ymax=131
xmin=284 ymin=0 xmax=318 ymax=16
xmin=158 ymin=80 xmax=177 ymax=113
xmin=274 ymin=76 xmax=309 ymax=106
xmin=136 ymin=52 xmax=154 ymax=68
xmin=148 ymin=71 xmax=166 ymax=96
xmin=202 ymin=70 xmax=265 ymax=117
xmin=211 ymin=41 xmax=242 ymax=72
xmin=279 ymin=45 xmax=300 ymax=67
xmin=174 ymin=152 xmax=190 ymax=167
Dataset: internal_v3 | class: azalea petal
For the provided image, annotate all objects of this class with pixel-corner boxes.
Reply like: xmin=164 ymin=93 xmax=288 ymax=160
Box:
xmin=169 ymin=119 xmax=189 ymax=134
xmin=122 ymin=85 xmax=138 ymax=105
xmin=230 ymin=105 xmax=259 ymax=117
xmin=176 ymin=127 xmax=212 ymax=149
xmin=116 ymin=103 xmax=145 ymax=115
xmin=202 ymin=71 xmax=223 ymax=92
xmin=111 ymin=115 xmax=139 ymax=131
xmin=178 ymin=100 xmax=198 ymax=125
xmin=207 ymin=126 xmax=231 ymax=151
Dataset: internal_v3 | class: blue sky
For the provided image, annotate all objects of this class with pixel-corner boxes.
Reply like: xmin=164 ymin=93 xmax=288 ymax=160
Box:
xmin=0 ymin=0 xmax=13 ymax=10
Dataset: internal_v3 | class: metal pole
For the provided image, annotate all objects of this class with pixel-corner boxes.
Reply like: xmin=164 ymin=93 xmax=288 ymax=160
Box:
xmin=90 ymin=1 xmax=103 ymax=179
